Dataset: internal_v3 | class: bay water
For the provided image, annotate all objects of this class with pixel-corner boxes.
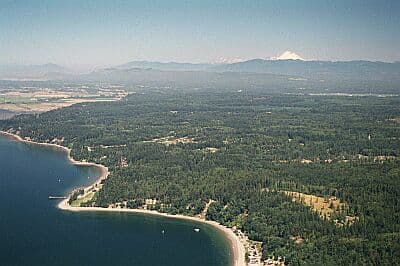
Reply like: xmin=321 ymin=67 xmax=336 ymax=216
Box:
xmin=0 ymin=135 xmax=232 ymax=266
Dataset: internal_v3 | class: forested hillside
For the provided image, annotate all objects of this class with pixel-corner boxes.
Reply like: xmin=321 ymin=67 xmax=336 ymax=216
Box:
xmin=1 ymin=90 xmax=399 ymax=265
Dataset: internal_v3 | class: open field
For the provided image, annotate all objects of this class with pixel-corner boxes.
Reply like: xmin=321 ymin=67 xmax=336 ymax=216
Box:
xmin=0 ymin=87 xmax=127 ymax=113
xmin=70 ymin=191 xmax=96 ymax=207
xmin=283 ymin=191 xmax=358 ymax=226
xmin=145 ymin=136 xmax=198 ymax=146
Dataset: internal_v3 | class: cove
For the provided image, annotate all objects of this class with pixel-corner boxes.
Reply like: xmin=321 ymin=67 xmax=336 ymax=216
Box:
xmin=0 ymin=135 xmax=232 ymax=266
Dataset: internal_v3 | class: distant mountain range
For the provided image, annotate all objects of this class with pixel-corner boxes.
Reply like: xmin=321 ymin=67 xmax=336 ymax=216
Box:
xmin=218 ymin=59 xmax=400 ymax=81
xmin=114 ymin=59 xmax=400 ymax=81
xmin=0 ymin=63 xmax=71 ymax=80
xmin=116 ymin=61 xmax=211 ymax=72
xmin=1 ymin=59 xmax=400 ymax=85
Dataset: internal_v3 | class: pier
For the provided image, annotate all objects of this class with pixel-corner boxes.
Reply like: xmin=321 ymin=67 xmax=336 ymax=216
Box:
xmin=48 ymin=196 xmax=67 ymax=200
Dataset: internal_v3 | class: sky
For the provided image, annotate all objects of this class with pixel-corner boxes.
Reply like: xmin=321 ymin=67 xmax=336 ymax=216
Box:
xmin=0 ymin=0 xmax=399 ymax=68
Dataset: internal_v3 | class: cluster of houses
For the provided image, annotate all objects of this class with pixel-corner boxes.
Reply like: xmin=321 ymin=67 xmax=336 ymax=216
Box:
xmin=232 ymin=226 xmax=287 ymax=266
xmin=247 ymin=243 xmax=261 ymax=265
xmin=264 ymin=257 xmax=285 ymax=265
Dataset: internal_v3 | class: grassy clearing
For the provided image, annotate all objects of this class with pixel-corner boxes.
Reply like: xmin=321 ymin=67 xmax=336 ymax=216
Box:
xmin=146 ymin=136 xmax=198 ymax=146
xmin=204 ymin=147 xmax=219 ymax=153
xmin=70 ymin=191 xmax=96 ymax=207
xmin=283 ymin=191 xmax=357 ymax=226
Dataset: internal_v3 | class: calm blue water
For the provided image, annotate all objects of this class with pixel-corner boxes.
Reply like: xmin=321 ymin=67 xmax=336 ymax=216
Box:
xmin=0 ymin=135 xmax=232 ymax=266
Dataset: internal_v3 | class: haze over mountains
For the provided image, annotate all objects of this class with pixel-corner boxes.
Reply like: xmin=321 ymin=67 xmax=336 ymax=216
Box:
xmin=0 ymin=63 xmax=71 ymax=81
xmin=111 ymin=51 xmax=399 ymax=82
xmin=1 ymin=53 xmax=400 ymax=89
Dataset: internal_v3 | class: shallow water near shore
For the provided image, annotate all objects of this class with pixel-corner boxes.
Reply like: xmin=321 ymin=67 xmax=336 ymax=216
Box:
xmin=0 ymin=135 xmax=232 ymax=266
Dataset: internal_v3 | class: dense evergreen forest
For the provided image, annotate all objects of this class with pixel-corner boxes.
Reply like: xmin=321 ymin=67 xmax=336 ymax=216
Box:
xmin=1 ymin=89 xmax=399 ymax=265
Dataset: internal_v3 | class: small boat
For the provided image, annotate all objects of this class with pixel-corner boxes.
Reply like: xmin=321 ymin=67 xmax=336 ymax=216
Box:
xmin=162 ymin=230 xmax=165 ymax=234
xmin=194 ymin=228 xmax=200 ymax=232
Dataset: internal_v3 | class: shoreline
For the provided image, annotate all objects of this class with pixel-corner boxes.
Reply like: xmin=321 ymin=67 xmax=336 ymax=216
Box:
xmin=0 ymin=130 xmax=109 ymax=176
xmin=0 ymin=130 xmax=246 ymax=266
xmin=58 ymin=202 xmax=246 ymax=266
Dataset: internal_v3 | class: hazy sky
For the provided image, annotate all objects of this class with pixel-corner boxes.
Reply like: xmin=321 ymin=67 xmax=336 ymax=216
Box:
xmin=0 ymin=0 xmax=399 ymax=67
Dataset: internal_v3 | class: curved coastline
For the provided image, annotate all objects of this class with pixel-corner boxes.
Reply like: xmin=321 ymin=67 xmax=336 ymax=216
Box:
xmin=0 ymin=131 xmax=109 ymax=177
xmin=0 ymin=130 xmax=246 ymax=266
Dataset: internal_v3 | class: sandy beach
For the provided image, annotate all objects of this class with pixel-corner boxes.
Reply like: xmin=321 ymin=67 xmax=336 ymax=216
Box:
xmin=0 ymin=130 xmax=246 ymax=266
xmin=58 ymin=202 xmax=246 ymax=266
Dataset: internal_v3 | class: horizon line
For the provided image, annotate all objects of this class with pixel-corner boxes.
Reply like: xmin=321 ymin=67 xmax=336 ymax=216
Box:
xmin=1 ymin=57 xmax=399 ymax=69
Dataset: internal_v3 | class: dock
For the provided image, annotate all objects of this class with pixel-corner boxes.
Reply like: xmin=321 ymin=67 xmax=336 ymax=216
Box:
xmin=48 ymin=196 xmax=67 ymax=200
